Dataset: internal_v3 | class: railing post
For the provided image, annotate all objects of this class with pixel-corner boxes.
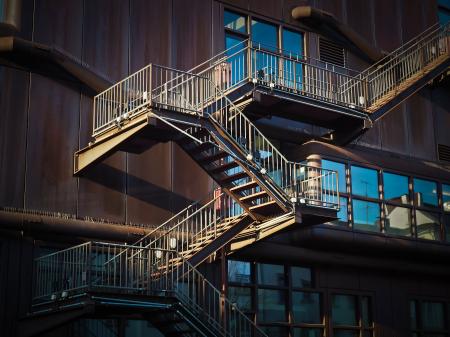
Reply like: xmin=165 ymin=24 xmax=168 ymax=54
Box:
xmin=86 ymin=242 xmax=92 ymax=291
xmin=149 ymin=64 xmax=153 ymax=107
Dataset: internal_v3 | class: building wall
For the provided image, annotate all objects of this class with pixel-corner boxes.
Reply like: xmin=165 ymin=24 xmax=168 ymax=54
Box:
xmin=0 ymin=0 xmax=448 ymax=336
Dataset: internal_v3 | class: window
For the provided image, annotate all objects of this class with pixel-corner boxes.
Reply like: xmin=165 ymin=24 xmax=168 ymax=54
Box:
xmin=228 ymin=260 xmax=251 ymax=284
xmin=416 ymin=210 xmax=441 ymax=240
xmin=257 ymin=263 xmax=285 ymax=286
xmin=414 ymin=178 xmax=438 ymax=208
xmin=322 ymin=160 xmax=346 ymax=194
xmin=384 ymin=204 xmax=412 ymax=236
xmin=383 ymin=172 xmax=409 ymax=203
xmin=351 ymin=166 xmax=379 ymax=199
xmin=224 ymin=10 xmax=247 ymax=33
xmin=352 ymin=200 xmax=381 ymax=232
xmin=332 ymin=294 xmax=373 ymax=337
xmin=443 ymin=184 xmax=450 ymax=212
xmin=251 ymin=19 xmax=277 ymax=51
xmin=439 ymin=0 xmax=450 ymax=25
xmin=228 ymin=286 xmax=252 ymax=311
xmin=292 ymin=292 xmax=321 ymax=324
xmin=258 ymin=289 xmax=287 ymax=322
xmin=291 ymin=266 xmax=312 ymax=288
xmin=282 ymin=29 xmax=304 ymax=89
xmin=445 ymin=214 xmax=450 ymax=242
xmin=410 ymin=300 xmax=449 ymax=336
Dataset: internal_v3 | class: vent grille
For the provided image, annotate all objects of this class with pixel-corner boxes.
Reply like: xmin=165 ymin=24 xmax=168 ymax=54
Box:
xmin=438 ymin=144 xmax=450 ymax=162
xmin=319 ymin=37 xmax=346 ymax=68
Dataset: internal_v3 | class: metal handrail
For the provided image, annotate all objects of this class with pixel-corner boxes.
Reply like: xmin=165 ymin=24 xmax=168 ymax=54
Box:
xmin=33 ymin=241 xmax=268 ymax=337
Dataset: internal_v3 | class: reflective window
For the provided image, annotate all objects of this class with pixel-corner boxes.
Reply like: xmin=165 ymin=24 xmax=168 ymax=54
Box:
xmin=351 ymin=166 xmax=379 ymax=199
xmin=258 ymin=289 xmax=286 ymax=322
xmin=291 ymin=266 xmax=312 ymax=288
xmin=329 ymin=197 xmax=348 ymax=226
xmin=445 ymin=214 xmax=450 ymax=242
xmin=292 ymin=328 xmax=323 ymax=337
xmin=352 ymin=200 xmax=380 ymax=232
xmin=383 ymin=172 xmax=409 ymax=203
xmin=361 ymin=296 xmax=371 ymax=328
xmin=257 ymin=263 xmax=285 ymax=286
xmin=421 ymin=301 xmax=445 ymax=331
xmin=260 ymin=326 xmax=289 ymax=337
xmin=251 ymin=19 xmax=277 ymax=51
xmin=384 ymin=205 xmax=412 ymax=236
xmin=416 ymin=210 xmax=441 ymax=241
xmin=413 ymin=178 xmax=438 ymax=208
xmin=443 ymin=184 xmax=450 ymax=212
xmin=282 ymin=29 xmax=304 ymax=89
xmin=322 ymin=160 xmax=346 ymax=193
xmin=292 ymin=292 xmax=321 ymax=323
xmin=228 ymin=287 xmax=252 ymax=311
xmin=224 ymin=10 xmax=247 ymax=33
xmin=332 ymin=295 xmax=357 ymax=326
xmin=228 ymin=260 xmax=251 ymax=284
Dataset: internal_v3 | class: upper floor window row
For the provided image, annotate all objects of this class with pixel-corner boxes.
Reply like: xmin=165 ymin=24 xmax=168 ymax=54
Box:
xmin=224 ymin=9 xmax=304 ymax=57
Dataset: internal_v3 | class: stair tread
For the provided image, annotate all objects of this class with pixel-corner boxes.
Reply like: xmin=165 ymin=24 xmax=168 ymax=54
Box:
xmin=220 ymin=171 xmax=248 ymax=184
xmin=209 ymin=160 xmax=240 ymax=174
xmin=198 ymin=151 xmax=228 ymax=164
xmin=188 ymin=142 xmax=216 ymax=155
xmin=248 ymin=200 xmax=278 ymax=211
xmin=240 ymin=190 xmax=268 ymax=203
xmin=230 ymin=180 xmax=259 ymax=193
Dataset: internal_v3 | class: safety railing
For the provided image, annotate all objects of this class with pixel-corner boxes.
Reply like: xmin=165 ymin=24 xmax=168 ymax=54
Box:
xmin=363 ymin=22 xmax=450 ymax=106
xmin=33 ymin=242 xmax=268 ymax=337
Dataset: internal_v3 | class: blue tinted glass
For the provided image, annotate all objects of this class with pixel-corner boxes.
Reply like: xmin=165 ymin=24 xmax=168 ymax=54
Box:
xmin=328 ymin=197 xmax=348 ymax=226
xmin=322 ymin=160 xmax=346 ymax=193
xmin=413 ymin=178 xmax=438 ymax=207
xmin=225 ymin=34 xmax=246 ymax=85
xmin=292 ymin=292 xmax=321 ymax=323
xmin=293 ymin=328 xmax=323 ymax=337
xmin=443 ymin=184 xmax=450 ymax=212
xmin=282 ymin=29 xmax=303 ymax=56
xmin=444 ymin=215 xmax=450 ymax=242
xmin=351 ymin=166 xmax=379 ymax=198
xmin=421 ymin=302 xmax=445 ymax=330
xmin=439 ymin=0 xmax=450 ymax=8
xmin=228 ymin=260 xmax=251 ymax=283
xmin=258 ymin=289 xmax=286 ymax=322
xmin=332 ymin=294 xmax=357 ymax=325
xmin=383 ymin=172 xmax=409 ymax=203
xmin=251 ymin=19 xmax=277 ymax=51
xmin=352 ymin=199 xmax=380 ymax=232
xmin=258 ymin=263 xmax=285 ymax=286
xmin=228 ymin=286 xmax=252 ymax=311
xmin=224 ymin=10 xmax=247 ymax=33
xmin=291 ymin=266 xmax=312 ymax=288
xmin=439 ymin=10 xmax=450 ymax=25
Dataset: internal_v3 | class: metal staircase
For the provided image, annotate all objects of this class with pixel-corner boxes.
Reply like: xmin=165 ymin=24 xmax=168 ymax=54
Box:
xmin=24 ymin=22 xmax=450 ymax=337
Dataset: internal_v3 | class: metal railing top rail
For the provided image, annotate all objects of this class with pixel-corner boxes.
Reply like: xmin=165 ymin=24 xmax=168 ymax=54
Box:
xmin=359 ymin=22 xmax=449 ymax=79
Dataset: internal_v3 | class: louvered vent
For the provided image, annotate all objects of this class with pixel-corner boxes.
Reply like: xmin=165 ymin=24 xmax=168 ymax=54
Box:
xmin=438 ymin=144 xmax=450 ymax=162
xmin=319 ymin=37 xmax=346 ymax=68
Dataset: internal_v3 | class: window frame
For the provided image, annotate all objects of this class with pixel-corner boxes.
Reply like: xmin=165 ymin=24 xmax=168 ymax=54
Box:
xmin=409 ymin=297 xmax=450 ymax=337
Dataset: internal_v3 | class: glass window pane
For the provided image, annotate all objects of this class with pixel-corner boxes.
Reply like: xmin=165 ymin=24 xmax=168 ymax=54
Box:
xmin=384 ymin=205 xmax=412 ymax=236
xmin=413 ymin=178 xmax=438 ymax=207
xmin=351 ymin=166 xmax=379 ymax=199
xmin=257 ymin=263 xmax=285 ymax=286
xmin=282 ymin=29 xmax=303 ymax=56
xmin=445 ymin=214 xmax=450 ymax=242
xmin=291 ymin=266 xmax=312 ymax=288
xmin=292 ymin=292 xmax=321 ymax=323
xmin=258 ymin=289 xmax=286 ymax=322
xmin=361 ymin=296 xmax=372 ymax=328
xmin=322 ymin=160 xmax=346 ymax=193
xmin=333 ymin=331 xmax=359 ymax=337
xmin=443 ymin=184 xmax=450 ymax=212
xmin=421 ymin=301 xmax=445 ymax=330
xmin=410 ymin=300 xmax=418 ymax=329
xmin=228 ymin=286 xmax=252 ymax=311
xmin=329 ymin=197 xmax=348 ymax=226
xmin=251 ymin=19 xmax=277 ymax=51
xmin=224 ymin=10 xmax=247 ymax=33
xmin=352 ymin=200 xmax=381 ymax=232
xmin=383 ymin=172 xmax=409 ymax=203
xmin=228 ymin=260 xmax=251 ymax=284
xmin=260 ymin=326 xmax=289 ymax=337
xmin=416 ymin=210 xmax=441 ymax=240
xmin=332 ymin=294 xmax=357 ymax=326
xmin=292 ymin=328 xmax=323 ymax=337
xmin=225 ymin=33 xmax=247 ymax=86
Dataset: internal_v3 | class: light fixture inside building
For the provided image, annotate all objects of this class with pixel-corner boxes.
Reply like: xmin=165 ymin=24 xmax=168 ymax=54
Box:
xmin=155 ymin=250 xmax=162 ymax=259
xmin=169 ymin=237 xmax=177 ymax=249
xmin=246 ymin=153 xmax=253 ymax=161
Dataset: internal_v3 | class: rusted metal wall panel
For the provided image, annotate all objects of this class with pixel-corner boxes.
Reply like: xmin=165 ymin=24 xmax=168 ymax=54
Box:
xmin=126 ymin=0 xmax=174 ymax=225
xmin=249 ymin=0 xmax=283 ymax=21
xmin=171 ymin=0 xmax=214 ymax=207
xmin=433 ymin=87 xmax=450 ymax=149
xmin=77 ymin=0 xmax=129 ymax=222
xmin=25 ymin=0 xmax=83 ymax=213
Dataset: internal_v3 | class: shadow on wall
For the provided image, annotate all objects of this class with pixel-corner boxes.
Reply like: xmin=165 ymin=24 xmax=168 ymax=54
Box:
xmin=82 ymin=163 xmax=196 ymax=213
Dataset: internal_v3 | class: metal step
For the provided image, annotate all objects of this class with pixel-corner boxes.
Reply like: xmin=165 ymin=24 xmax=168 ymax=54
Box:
xmin=209 ymin=160 xmax=239 ymax=174
xmin=188 ymin=142 xmax=216 ymax=155
xmin=240 ymin=190 xmax=268 ymax=204
xmin=219 ymin=171 xmax=248 ymax=185
xmin=230 ymin=180 xmax=259 ymax=193
xmin=198 ymin=150 xmax=228 ymax=164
